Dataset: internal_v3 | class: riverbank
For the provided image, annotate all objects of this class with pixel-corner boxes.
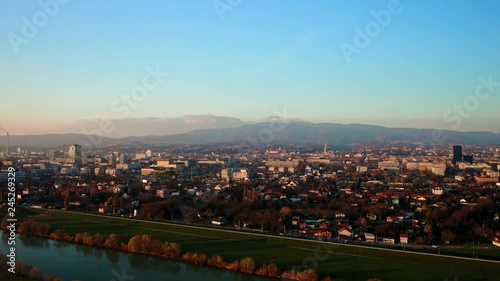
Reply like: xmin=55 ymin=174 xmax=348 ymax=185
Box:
xmin=0 ymin=254 xmax=66 ymax=281
xmin=2 ymin=213 xmax=323 ymax=281
xmin=4 ymin=208 xmax=500 ymax=280
xmin=0 ymin=271 xmax=31 ymax=281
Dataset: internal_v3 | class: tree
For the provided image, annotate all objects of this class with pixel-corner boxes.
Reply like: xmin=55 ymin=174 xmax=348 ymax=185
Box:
xmin=182 ymin=252 xmax=194 ymax=263
xmin=207 ymin=255 xmax=225 ymax=267
xmin=140 ymin=234 xmax=152 ymax=254
xmin=267 ymin=263 xmax=280 ymax=277
xmin=239 ymin=257 xmax=256 ymax=274
xmin=441 ymin=229 xmax=456 ymax=244
xmin=104 ymin=234 xmax=120 ymax=249
xmin=74 ymin=233 xmax=83 ymax=243
xmin=50 ymin=229 xmax=66 ymax=240
xmin=192 ymin=253 xmax=207 ymax=265
xmin=82 ymin=232 xmax=94 ymax=246
xmin=255 ymin=264 xmax=268 ymax=276
xmin=29 ymin=266 xmax=42 ymax=280
xmin=360 ymin=217 xmax=368 ymax=229
xmin=167 ymin=243 xmax=181 ymax=258
xmin=280 ymin=206 xmax=292 ymax=218
xmin=127 ymin=235 xmax=142 ymax=253
xmin=296 ymin=269 xmax=318 ymax=281
xmin=44 ymin=275 xmax=63 ymax=281
xmin=226 ymin=260 xmax=239 ymax=271
xmin=93 ymin=233 xmax=104 ymax=246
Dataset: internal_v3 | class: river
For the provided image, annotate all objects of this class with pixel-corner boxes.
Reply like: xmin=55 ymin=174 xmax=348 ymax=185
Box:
xmin=0 ymin=233 xmax=275 ymax=281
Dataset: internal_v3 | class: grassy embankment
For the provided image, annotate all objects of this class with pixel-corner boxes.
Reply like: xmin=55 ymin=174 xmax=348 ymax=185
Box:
xmin=16 ymin=209 xmax=499 ymax=281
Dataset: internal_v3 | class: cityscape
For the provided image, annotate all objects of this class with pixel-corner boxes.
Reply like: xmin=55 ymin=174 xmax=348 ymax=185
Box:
xmin=1 ymin=1 xmax=500 ymax=281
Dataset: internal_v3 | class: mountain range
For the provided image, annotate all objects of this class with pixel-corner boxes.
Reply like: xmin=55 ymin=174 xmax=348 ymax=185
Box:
xmin=5 ymin=121 xmax=500 ymax=148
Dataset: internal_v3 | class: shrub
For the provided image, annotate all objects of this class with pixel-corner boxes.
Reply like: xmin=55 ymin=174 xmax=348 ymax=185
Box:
xmin=50 ymin=229 xmax=66 ymax=240
xmin=29 ymin=266 xmax=42 ymax=280
xmin=267 ymin=263 xmax=280 ymax=278
xmin=239 ymin=257 xmax=256 ymax=274
xmin=81 ymin=232 xmax=94 ymax=246
xmin=93 ymin=233 xmax=104 ymax=247
xmin=226 ymin=260 xmax=239 ymax=271
xmin=74 ymin=233 xmax=83 ymax=243
xmin=207 ymin=255 xmax=225 ymax=268
xmin=182 ymin=252 xmax=194 ymax=263
xmin=104 ymin=234 xmax=120 ymax=250
xmin=256 ymin=263 xmax=268 ymax=276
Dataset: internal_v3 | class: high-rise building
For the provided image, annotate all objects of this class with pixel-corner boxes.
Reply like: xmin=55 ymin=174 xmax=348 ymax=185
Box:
xmin=453 ymin=145 xmax=463 ymax=164
xmin=68 ymin=144 xmax=82 ymax=165
xmin=119 ymin=153 xmax=126 ymax=165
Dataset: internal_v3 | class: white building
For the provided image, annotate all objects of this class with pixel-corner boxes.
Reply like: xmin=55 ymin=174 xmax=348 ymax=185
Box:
xmin=406 ymin=162 xmax=446 ymax=176
xmin=378 ymin=160 xmax=400 ymax=171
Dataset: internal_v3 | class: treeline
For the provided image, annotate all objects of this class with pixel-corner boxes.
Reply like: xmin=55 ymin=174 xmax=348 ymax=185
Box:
xmin=0 ymin=253 xmax=81 ymax=281
xmin=2 ymin=218 xmax=385 ymax=281
xmin=422 ymin=198 xmax=498 ymax=244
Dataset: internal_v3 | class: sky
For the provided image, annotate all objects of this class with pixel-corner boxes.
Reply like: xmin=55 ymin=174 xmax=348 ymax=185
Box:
xmin=1 ymin=0 xmax=499 ymax=135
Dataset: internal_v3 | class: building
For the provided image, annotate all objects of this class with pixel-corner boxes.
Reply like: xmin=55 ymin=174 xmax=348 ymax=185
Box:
xmin=265 ymin=160 xmax=300 ymax=168
xmin=463 ymin=155 xmax=473 ymax=164
xmin=107 ymin=154 xmax=116 ymax=166
xmin=406 ymin=162 xmax=446 ymax=176
xmin=68 ymin=144 xmax=82 ymax=165
xmin=378 ymin=160 xmax=400 ymax=171
xmin=221 ymin=168 xmax=248 ymax=181
xmin=356 ymin=165 xmax=368 ymax=173
xmin=119 ymin=153 xmax=126 ymax=165
xmin=453 ymin=145 xmax=463 ymax=165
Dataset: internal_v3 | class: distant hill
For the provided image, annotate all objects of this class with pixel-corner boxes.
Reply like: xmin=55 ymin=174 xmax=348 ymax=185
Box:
xmin=6 ymin=122 xmax=500 ymax=148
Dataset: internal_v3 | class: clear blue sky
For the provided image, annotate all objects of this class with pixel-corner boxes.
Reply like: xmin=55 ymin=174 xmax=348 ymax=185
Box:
xmin=1 ymin=0 xmax=499 ymax=133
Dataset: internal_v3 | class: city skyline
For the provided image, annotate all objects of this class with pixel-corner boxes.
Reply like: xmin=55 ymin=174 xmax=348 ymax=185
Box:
xmin=1 ymin=0 xmax=500 ymax=134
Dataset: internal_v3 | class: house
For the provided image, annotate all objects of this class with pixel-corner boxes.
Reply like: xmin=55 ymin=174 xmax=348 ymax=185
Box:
xmin=364 ymin=233 xmax=376 ymax=243
xmin=366 ymin=213 xmax=377 ymax=221
xmin=338 ymin=227 xmax=352 ymax=239
xmin=335 ymin=211 xmax=346 ymax=219
xmin=400 ymin=233 xmax=409 ymax=244
xmin=383 ymin=237 xmax=395 ymax=244
xmin=313 ymin=229 xmax=332 ymax=238
xmin=211 ymin=217 xmax=227 ymax=225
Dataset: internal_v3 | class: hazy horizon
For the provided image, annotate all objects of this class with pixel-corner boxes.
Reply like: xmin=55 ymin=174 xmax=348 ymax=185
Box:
xmin=1 ymin=114 xmax=500 ymax=138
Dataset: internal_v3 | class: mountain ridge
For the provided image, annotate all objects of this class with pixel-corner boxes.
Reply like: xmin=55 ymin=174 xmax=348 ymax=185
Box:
xmin=3 ymin=122 xmax=500 ymax=148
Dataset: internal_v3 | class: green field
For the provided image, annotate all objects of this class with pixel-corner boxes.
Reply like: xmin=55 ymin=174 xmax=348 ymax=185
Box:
xmin=0 ymin=206 xmax=41 ymax=222
xmin=20 ymin=209 xmax=498 ymax=281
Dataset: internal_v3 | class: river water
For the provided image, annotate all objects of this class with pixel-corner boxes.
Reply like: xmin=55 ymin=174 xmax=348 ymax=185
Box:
xmin=0 ymin=233 xmax=275 ymax=281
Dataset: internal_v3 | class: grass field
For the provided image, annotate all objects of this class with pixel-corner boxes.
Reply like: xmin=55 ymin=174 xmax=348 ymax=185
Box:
xmin=21 ymin=209 xmax=499 ymax=281
xmin=0 ymin=206 xmax=42 ymax=222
